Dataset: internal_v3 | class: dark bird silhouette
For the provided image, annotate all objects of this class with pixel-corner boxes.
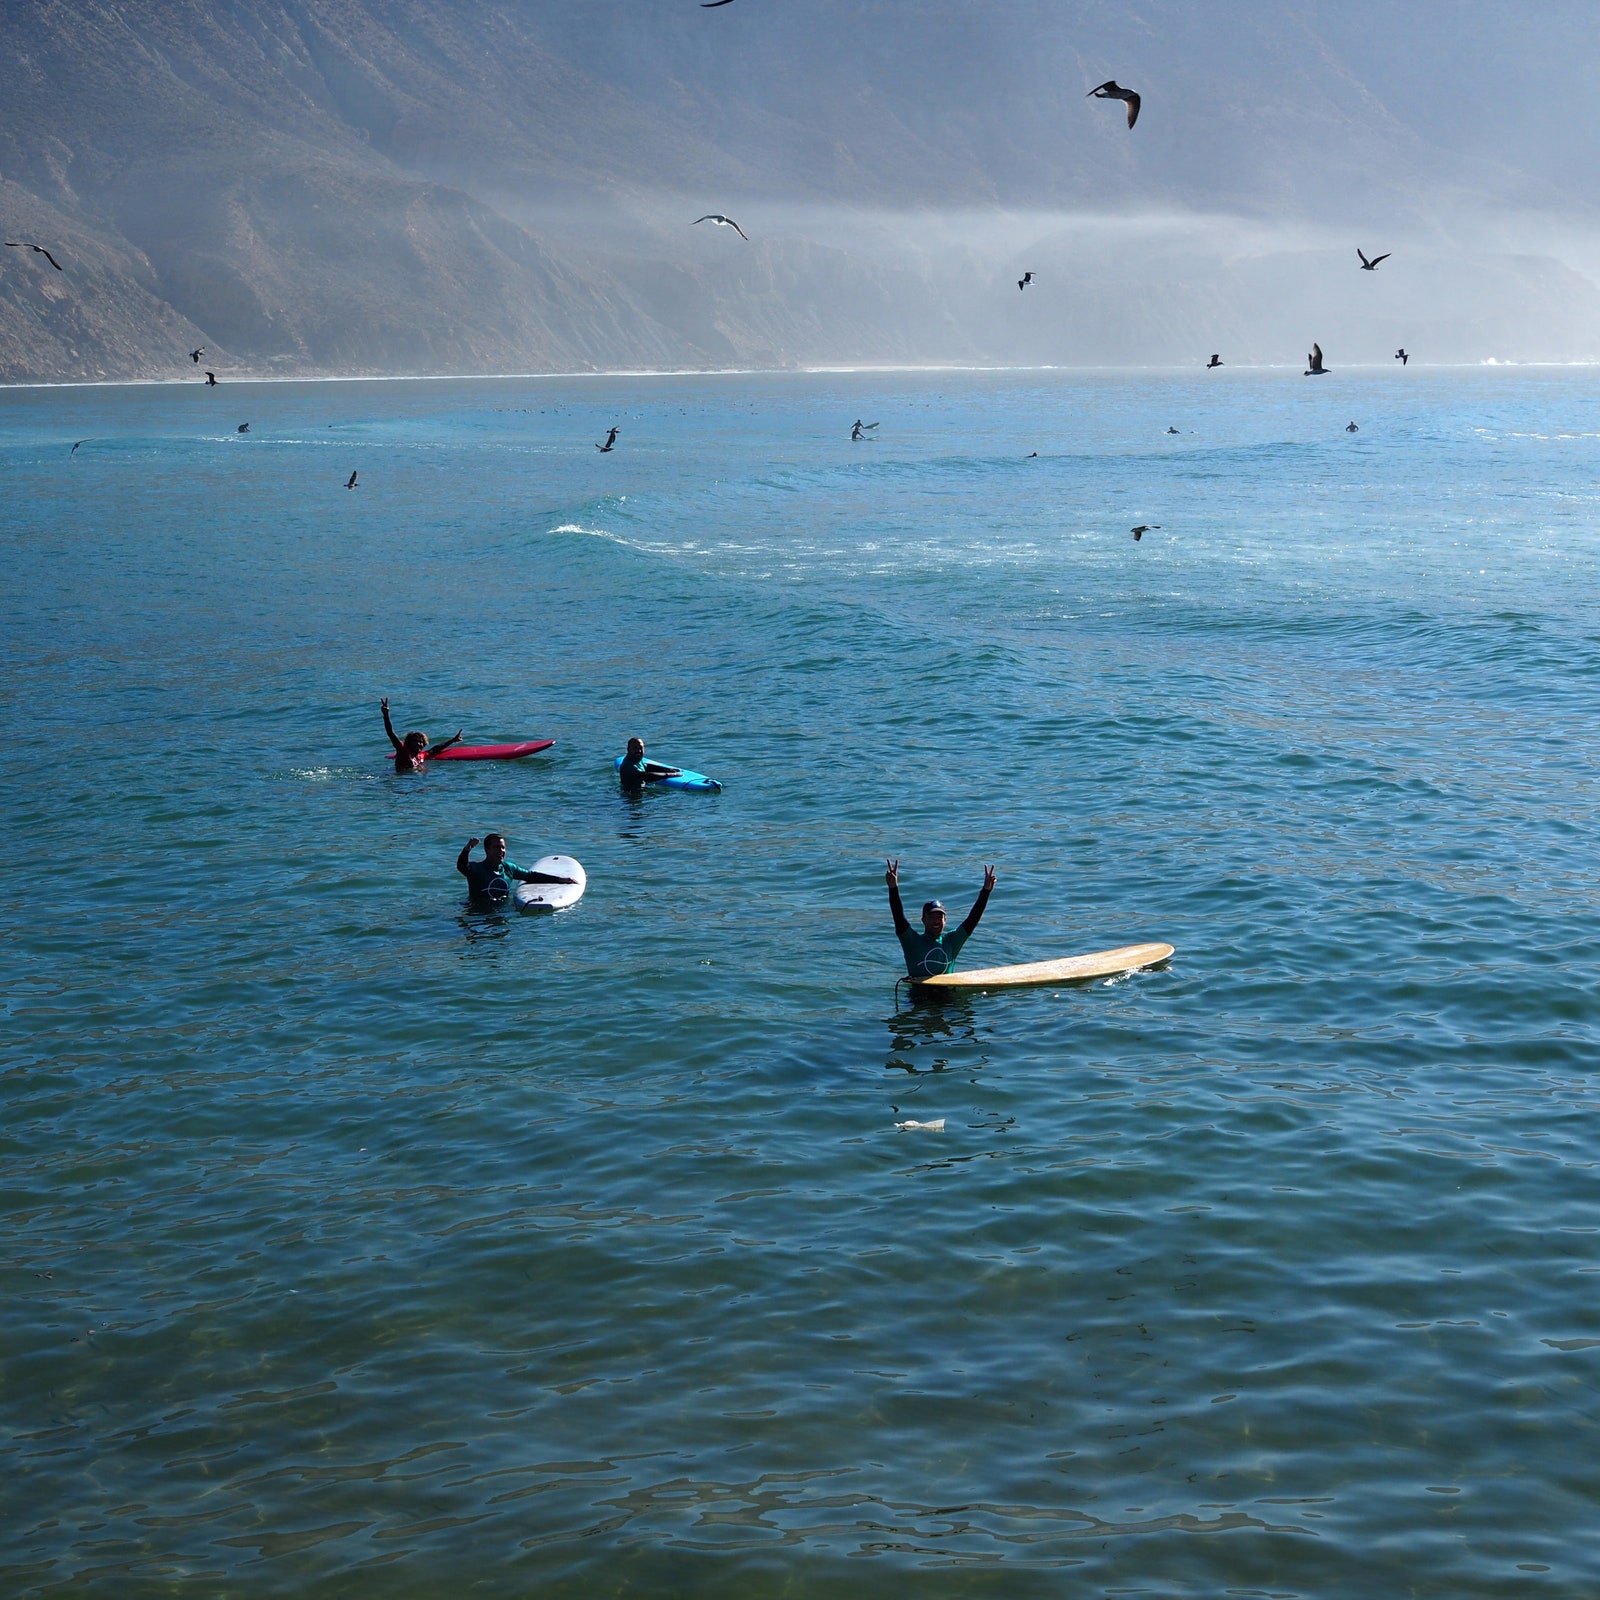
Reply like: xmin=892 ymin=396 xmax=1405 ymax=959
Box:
xmin=1357 ymin=247 xmax=1390 ymax=272
xmin=1087 ymin=80 xmax=1141 ymax=128
xmin=1018 ymin=271 xmax=1034 ymax=291
xmin=1131 ymin=525 xmax=1160 ymax=541
xmin=701 ymin=0 xmax=735 ymax=6
xmin=237 ymin=423 xmax=249 ymax=433
xmin=597 ymin=426 xmax=619 ymax=452
xmin=1395 ymin=348 xmax=1409 ymax=365
xmin=5 ymin=241 xmax=62 ymax=271
xmin=189 ymin=348 xmax=205 ymax=364
xmin=346 ymin=470 xmax=359 ymax=489
xmin=1346 ymin=421 xmax=1359 ymax=432
xmin=694 ymin=213 xmax=749 ymax=240
xmin=1206 ymin=354 xmax=1223 ymax=368
xmin=204 ymin=370 xmax=217 ymax=386
xmin=71 ymin=440 xmax=87 ymax=455
xmin=1304 ymin=343 xmax=1328 ymax=376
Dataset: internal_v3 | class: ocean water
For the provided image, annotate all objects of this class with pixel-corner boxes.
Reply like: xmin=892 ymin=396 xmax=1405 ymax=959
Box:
xmin=4 ymin=366 xmax=1600 ymax=1597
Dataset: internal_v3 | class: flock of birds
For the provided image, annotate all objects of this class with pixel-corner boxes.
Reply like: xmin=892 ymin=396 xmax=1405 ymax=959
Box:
xmin=6 ymin=42 xmax=1412 ymax=535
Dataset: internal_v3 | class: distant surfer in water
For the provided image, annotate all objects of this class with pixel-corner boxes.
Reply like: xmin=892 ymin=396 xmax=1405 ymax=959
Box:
xmin=618 ymin=736 xmax=682 ymax=793
xmin=382 ymin=697 xmax=463 ymax=773
xmin=886 ymin=858 xmax=996 ymax=980
xmin=457 ymin=834 xmax=576 ymax=907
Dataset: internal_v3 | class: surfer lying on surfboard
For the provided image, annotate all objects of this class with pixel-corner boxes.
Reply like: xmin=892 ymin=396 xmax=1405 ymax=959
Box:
xmin=458 ymin=835 xmax=578 ymax=908
xmin=617 ymin=737 xmax=682 ymax=793
xmin=382 ymin=698 xmax=463 ymax=773
xmin=886 ymin=859 xmax=997 ymax=980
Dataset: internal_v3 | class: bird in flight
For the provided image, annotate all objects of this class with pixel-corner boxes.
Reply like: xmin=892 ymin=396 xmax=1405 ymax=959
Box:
xmin=1394 ymin=347 xmax=1409 ymax=365
xmin=1018 ymin=271 xmax=1034 ymax=291
xmin=189 ymin=347 xmax=205 ymax=364
xmin=1206 ymin=354 xmax=1223 ymax=368
xmin=694 ymin=214 xmax=749 ymax=240
xmin=597 ymin=426 xmax=619 ymax=452
xmin=5 ymin=241 xmax=62 ymax=270
xmin=237 ymin=423 xmax=249 ymax=433
xmin=346 ymin=470 xmax=359 ymax=489
xmin=204 ymin=370 xmax=217 ymax=386
xmin=1304 ymin=343 xmax=1328 ymax=376
xmin=1357 ymin=247 xmax=1390 ymax=271
xmin=1087 ymin=81 xmax=1141 ymax=128
xmin=71 ymin=440 xmax=87 ymax=455
xmin=1131 ymin=525 xmax=1160 ymax=541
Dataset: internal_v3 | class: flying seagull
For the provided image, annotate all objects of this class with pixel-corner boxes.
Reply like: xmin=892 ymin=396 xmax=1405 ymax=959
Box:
xmin=1087 ymin=80 xmax=1141 ymax=128
xmin=1304 ymin=343 xmax=1328 ymax=376
xmin=1018 ymin=271 xmax=1034 ymax=291
xmin=204 ymin=370 xmax=217 ymax=386
xmin=70 ymin=440 xmax=87 ymax=455
xmin=694 ymin=214 xmax=749 ymax=240
xmin=5 ymin=241 xmax=62 ymax=271
xmin=597 ymin=426 xmax=619 ymax=452
xmin=189 ymin=347 xmax=205 ymax=364
xmin=1395 ymin=347 xmax=1409 ymax=365
xmin=346 ymin=470 xmax=359 ymax=489
xmin=1131 ymin=525 xmax=1160 ymax=541
xmin=1357 ymin=247 xmax=1390 ymax=272
xmin=1206 ymin=354 xmax=1223 ymax=368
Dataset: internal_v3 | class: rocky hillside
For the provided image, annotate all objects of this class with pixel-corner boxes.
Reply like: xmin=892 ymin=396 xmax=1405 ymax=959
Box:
xmin=3 ymin=0 xmax=1600 ymax=381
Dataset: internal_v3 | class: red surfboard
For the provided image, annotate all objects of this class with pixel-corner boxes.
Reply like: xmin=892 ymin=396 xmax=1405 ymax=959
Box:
xmin=431 ymin=740 xmax=554 ymax=762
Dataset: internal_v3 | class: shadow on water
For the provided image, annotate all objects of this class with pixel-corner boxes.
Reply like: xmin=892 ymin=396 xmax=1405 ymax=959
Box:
xmin=457 ymin=903 xmax=513 ymax=948
xmin=884 ymin=987 xmax=989 ymax=1075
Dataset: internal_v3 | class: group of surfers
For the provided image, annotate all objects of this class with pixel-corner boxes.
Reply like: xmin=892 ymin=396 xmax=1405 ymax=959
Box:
xmin=384 ymin=698 xmax=997 ymax=979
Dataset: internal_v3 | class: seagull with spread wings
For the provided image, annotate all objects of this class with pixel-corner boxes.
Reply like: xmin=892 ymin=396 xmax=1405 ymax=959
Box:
xmin=1357 ymin=247 xmax=1390 ymax=271
xmin=694 ymin=213 xmax=749 ymax=241
xmin=5 ymin=241 xmax=63 ymax=271
xmin=1304 ymin=343 xmax=1329 ymax=376
xmin=1087 ymin=80 xmax=1141 ymax=128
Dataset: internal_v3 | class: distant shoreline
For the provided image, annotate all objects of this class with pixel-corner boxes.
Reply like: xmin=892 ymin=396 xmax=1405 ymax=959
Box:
xmin=5 ymin=360 xmax=1600 ymax=392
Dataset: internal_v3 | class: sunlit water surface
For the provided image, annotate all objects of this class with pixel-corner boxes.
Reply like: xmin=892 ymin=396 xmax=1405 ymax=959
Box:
xmin=5 ymin=368 xmax=1600 ymax=1597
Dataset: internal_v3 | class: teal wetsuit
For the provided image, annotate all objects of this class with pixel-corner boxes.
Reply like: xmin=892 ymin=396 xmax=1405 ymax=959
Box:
xmin=897 ymin=925 xmax=972 ymax=980
xmin=461 ymin=857 xmax=524 ymax=906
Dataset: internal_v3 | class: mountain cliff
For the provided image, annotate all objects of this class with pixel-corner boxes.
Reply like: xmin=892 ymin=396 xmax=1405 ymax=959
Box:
xmin=4 ymin=1 xmax=1600 ymax=381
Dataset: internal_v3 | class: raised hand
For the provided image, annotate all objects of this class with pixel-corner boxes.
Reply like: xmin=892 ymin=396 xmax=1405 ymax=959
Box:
xmin=885 ymin=857 xmax=899 ymax=889
xmin=982 ymin=864 xmax=997 ymax=892
xmin=468 ymin=837 xmax=481 ymax=850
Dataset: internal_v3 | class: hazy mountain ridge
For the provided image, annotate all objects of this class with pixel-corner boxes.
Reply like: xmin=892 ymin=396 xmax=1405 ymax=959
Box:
xmin=4 ymin=0 xmax=1600 ymax=382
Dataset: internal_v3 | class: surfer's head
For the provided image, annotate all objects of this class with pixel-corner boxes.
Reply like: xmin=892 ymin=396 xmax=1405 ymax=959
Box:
xmin=483 ymin=833 xmax=507 ymax=866
xmin=626 ymin=737 xmax=645 ymax=760
xmin=921 ymin=900 xmax=947 ymax=936
xmin=403 ymin=730 xmax=428 ymax=753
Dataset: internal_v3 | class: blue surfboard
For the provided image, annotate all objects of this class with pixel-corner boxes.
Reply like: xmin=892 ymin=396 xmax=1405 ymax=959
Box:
xmin=615 ymin=756 xmax=722 ymax=793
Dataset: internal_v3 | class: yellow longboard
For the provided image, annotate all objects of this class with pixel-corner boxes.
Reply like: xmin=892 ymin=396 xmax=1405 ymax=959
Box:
xmin=913 ymin=941 xmax=1174 ymax=991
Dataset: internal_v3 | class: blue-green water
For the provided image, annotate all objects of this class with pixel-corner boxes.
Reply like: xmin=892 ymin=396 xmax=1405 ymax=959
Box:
xmin=5 ymin=368 xmax=1600 ymax=1596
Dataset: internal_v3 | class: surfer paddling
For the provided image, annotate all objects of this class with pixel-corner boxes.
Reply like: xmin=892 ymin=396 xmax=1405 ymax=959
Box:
xmin=617 ymin=736 xmax=682 ymax=793
xmin=457 ymin=834 xmax=577 ymax=908
xmin=886 ymin=859 xmax=997 ymax=980
xmin=381 ymin=697 xmax=463 ymax=773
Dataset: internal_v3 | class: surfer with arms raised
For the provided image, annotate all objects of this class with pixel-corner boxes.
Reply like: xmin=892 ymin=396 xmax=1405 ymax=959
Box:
xmin=886 ymin=858 xmax=997 ymax=980
xmin=382 ymin=698 xmax=463 ymax=773
xmin=457 ymin=834 xmax=577 ymax=907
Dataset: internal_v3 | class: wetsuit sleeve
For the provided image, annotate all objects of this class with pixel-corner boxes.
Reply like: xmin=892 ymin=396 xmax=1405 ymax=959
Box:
xmin=433 ymin=731 xmax=463 ymax=754
xmin=888 ymin=880 xmax=911 ymax=936
xmin=382 ymin=702 xmax=403 ymax=752
xmin=960 ymin=884 xmax=993 ymax=937
xmin=456 ymin=844 xmax=474 ymax=877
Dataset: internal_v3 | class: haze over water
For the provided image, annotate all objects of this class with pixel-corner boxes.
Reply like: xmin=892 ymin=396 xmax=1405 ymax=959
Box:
xmin=5 ymin=367 xmax=1600 ymax=1595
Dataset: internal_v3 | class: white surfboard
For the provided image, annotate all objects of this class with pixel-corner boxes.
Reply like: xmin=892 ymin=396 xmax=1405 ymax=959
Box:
xmin=913 ymin=941 xmax=1173 ymax=990
xmin=513 ymin=854 xmax=586 ymax=912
